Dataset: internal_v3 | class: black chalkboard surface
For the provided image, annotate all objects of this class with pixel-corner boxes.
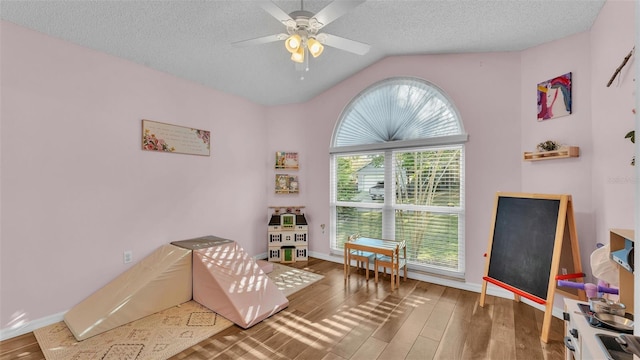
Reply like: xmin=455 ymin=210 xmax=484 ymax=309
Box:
xmin=487 ymin=196 xmax=561 ymax=300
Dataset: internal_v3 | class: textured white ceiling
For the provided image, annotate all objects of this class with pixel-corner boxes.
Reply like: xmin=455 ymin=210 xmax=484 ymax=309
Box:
xmin=0 ymin=0 xmax=606 ymax=106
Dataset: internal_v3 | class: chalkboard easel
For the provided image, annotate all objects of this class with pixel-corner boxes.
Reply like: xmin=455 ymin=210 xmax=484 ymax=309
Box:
xmin=479 ymin=192 xmax=585 ymax=343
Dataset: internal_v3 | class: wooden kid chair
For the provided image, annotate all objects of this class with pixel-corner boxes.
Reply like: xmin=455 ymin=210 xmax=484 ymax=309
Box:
xmin=347 ymin=234 xmax=376 ymax=280
xmin=374 ymin=241 xmax=407 ymax=290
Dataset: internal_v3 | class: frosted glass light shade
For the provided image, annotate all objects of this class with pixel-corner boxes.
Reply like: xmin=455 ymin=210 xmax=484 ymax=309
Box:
xmin=285 ymin=34 xmax=302 ymax=53
xmin=291 ymin=46 xmax=305 ymax=63
xmin=307 ymin=38 xmax=324 ymax=58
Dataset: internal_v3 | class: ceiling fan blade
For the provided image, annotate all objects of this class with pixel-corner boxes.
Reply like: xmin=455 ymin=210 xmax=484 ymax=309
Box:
xmin=320 ymin=33 xmax=370 ymax=55
xmin=232 ymin=33 xmax=287 ymax=47
xmin=313 ymin=0 xmax=366 ymax=28
xmin=260 ymin=1 xmax=294 ymax=23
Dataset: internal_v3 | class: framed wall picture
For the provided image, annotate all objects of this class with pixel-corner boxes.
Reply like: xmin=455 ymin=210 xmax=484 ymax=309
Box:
xmin=275 ymin=152 xmax=299 ymax=169
xmin=142 ymin=119 xmax=210 ymax=156
xmin=275 ymin=174 xmax=299 ymax=194
xmin=537 ymin=72 xmax=572 ymax=121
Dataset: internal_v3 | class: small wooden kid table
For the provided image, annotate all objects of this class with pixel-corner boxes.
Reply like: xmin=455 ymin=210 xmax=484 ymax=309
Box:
xmin=344 ymin=236 xmax=406 ymax=290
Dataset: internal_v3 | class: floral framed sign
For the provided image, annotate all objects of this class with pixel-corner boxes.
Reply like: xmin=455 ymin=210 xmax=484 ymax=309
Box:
xmin=142 ymin=119 xmax=210 ymax=156
xmin=537 ymin=72 xmax=572 ymax=121
xmin=275 ymin=152 xmax=299 ymax=169
xmin=275 ymin=174 xmax=299 ymax=194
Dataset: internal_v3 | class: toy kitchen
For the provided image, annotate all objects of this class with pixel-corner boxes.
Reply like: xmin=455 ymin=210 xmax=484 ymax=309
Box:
xmin=564 ymin=229 xmax=639 ymax=360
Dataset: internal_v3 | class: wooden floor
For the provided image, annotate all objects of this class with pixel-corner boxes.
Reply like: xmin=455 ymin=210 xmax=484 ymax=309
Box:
xmin=0 ymin=258 xmax=565 ymax=360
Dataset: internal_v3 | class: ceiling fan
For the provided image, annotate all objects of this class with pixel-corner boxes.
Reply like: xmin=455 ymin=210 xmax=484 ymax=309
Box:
xmin=233 ymin=0 xmax=370 ymax=66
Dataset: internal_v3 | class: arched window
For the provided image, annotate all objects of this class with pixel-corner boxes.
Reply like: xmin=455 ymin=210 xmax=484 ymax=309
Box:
xmin=330 ymin=77 xmax=468 ymax=277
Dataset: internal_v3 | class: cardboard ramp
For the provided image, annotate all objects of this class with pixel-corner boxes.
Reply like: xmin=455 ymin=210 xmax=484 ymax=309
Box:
xmin=173 ymin=236 xmax=288 ymax=328
xmin=64 ymin=244 xmax=193 ymax=341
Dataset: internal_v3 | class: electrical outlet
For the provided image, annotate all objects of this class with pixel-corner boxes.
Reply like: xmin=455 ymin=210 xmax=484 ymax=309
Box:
xmin=123 ymin=250 xmax=133 ymax=264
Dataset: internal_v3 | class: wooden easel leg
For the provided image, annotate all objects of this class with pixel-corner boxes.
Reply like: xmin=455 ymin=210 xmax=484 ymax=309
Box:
xmin=480 ymin=280 xmax=487 ymax=307
xmin=540 ymin=302 xmax=553 ymax=343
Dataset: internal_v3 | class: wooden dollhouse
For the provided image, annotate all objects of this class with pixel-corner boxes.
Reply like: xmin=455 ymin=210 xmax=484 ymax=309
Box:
xmin=267 ymin=206 xmax=308 ymax=263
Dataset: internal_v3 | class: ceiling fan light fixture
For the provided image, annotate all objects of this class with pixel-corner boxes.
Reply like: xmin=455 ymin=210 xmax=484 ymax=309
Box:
xmin=307 ymin=37 xmax=324 ymax=58
xmin=285 ymin=34 xmax=302 ymax=53
xmin=291 ymin=46 xmax=305 ymax=63
xmin=238 ymin=1 xmax=369 ymax=68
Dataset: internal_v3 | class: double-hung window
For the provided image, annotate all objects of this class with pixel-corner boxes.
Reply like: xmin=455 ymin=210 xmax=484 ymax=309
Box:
xmin=330 ymin=77 xmax=468 ymax=278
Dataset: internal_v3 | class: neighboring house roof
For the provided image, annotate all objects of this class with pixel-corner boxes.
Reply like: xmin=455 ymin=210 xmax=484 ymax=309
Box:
xmin=356 ymin=162 xmax=383 ymax=175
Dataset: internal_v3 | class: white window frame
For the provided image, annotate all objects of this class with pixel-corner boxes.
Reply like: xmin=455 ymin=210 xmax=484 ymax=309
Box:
xmin=330 ymin=77 xmax=467 ymax=278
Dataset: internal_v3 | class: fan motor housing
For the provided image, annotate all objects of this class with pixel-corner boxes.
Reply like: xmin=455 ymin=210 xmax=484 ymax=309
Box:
xmin=286 ymin=10 xmax=321 ymax=34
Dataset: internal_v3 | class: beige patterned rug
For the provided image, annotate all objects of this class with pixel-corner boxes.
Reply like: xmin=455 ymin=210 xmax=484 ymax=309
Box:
xmin=34 ymin=263 xmax=323 ymax=360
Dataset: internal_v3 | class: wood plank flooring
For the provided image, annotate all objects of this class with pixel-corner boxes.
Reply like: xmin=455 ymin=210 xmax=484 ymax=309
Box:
xmin=0 ymin=258 xmax=565 ymax=360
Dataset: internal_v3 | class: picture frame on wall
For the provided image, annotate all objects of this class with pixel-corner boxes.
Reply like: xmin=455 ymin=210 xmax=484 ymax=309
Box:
xmin=537 ymin=72 xmax=572 ymax=121
xmin=275 ymin=152 xmax=299 ymax=170
xmin=142 ymin=119 xmax=211 ymax=156
xmin=275 ymin=174 xmax=299 ymax=194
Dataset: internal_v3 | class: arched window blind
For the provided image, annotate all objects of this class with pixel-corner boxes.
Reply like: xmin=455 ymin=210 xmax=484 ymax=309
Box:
xmin=330 ymin=77 xmax=467 ymax=278
xmin=332 ymin=77 xmax=466 ymax=150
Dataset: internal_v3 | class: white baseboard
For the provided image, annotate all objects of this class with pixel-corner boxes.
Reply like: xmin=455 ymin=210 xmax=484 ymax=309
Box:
xmin=0 ymin=310 xmax=65 ymax=341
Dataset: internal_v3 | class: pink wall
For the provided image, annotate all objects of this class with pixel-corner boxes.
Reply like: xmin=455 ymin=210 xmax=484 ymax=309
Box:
xmin=1 ymin=22 xmax=268 ymax=334
xmin=590 ymin=0 xmax=636 ymax=241
xmin=1 ymin=0 xmax=637 ymax=340
xmin=519 ymin=0 xmax=636 ymax=285
xmin=520 ymin=31 xmax=597 ymax=283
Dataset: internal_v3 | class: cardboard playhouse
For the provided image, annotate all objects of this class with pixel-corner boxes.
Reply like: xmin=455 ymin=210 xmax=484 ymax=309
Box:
xmin=64 ymin=236 xmax=288 ymax=341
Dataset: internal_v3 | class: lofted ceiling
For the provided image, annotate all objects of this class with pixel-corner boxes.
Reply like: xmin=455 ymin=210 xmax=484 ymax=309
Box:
xmin=0 ymin=0 xmax=606 ymax=106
